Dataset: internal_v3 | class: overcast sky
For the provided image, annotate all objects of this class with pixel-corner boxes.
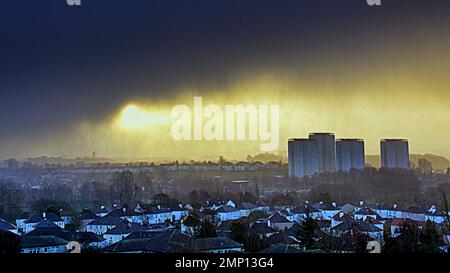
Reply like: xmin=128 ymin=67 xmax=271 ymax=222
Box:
xmin=1 ymin=0 xmax=449 ymax=160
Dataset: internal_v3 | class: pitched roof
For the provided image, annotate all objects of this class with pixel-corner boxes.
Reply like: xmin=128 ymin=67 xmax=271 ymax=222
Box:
xmin=216 ymin=205 xmax=239 ymax=213
xmin=268 ymin=232 xmax=298 ymax=245
xmin=103 ymin=238 xmax=153 ymax=253
xmin=332 ymin=213 xmax=354 ymax=222
xmin=316 ymin=220 xmax=331 ymax=229
xmin=96 ymin=207 xmax=111 ymax=214
xmin=355 ymin=207 xmax=379 ymax=216
xmin=363 ymin=217 xmax=382 ymax=225
xmin=79 ymin=209 xmax=99 ymax=221
xmin=333 ymin=221 xmax=382 ymax=233
xmin=181 ymin=215 xmax=202 ymax=227
xmin=192 ymin=237 xmax=242 ymax=251
xmin=144 ymin=206 xmax=172 ymax=214
xmin=426 ymin=210 xmax=447 ymax=217
xmin=292 ymin=205 xmax=320 ymax=214
xmin=87 ymin=216 xmax=126 ymax=226
xmin=237 ymin=202 xmax=257 ymax=210
xmin=57 ymin=231 xmax=105 ymax=243
xmin=105 ymin=222 xmax=146 ymax=235
xmin=372 ymin=204 xmax=397 ymax=210
xmin=106 ymin=208 xmax=140 ymax=218
xmin=20 ymin=236 xmax=68 ymax=249
xmin=143 ymin=230 xmax=191 ymax=253
xmin=250 ymin=222 xmax=275 ymax=234
xmin=259 ymin=244 xmax=302 ymax=253
xmin=25 ymin=213 xmax=63 ymax=224
xmin=404 ymin=206 xmax=429 ymax=214
xmin=17 ymin=212 xmax=30 ymax=220
xmin=124 ymin=231 xmax=164 ymax=240
xmin=268 ymin=213 xmax=291 ymax=223
xmin=0 ymin=218 xmax=17 ymax=231
xmin=34 ymin=219 xmax=61 ymax=229
xmin=389 ymin=218 xmax=407 ymax=226
xmin=104 ymin=230 xmax=190 ymax=253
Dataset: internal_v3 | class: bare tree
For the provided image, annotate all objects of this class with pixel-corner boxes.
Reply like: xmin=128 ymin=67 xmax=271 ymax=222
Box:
xmin=110 ymin=170 xmax=135 ymax=207
xmin=440 ymin=187 xmax=450 ymax=227
xmin=0 ymin=179 xmax=22 ymax=221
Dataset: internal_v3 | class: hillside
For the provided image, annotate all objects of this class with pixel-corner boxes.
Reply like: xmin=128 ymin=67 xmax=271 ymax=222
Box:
xmin=366 ymin=154 xmax=450 ymax=172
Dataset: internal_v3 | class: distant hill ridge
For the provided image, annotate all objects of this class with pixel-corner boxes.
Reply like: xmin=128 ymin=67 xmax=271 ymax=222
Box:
xmin=366 ymin=154 xmax=450 ymax=171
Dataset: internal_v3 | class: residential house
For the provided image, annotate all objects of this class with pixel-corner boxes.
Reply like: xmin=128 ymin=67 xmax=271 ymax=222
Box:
xmin=0 ymin=218 xmax=19 ymax=235
xmin=234 ymin=161 xmax=250 ymax=171
xmin=178 ymin=163 xmax=191 ymax=171
xmin=95 ymin=206 xmax=111 ymax=218
xmin=267 ymin=232 xmax=300 ymax=248
xmin=105 ymin=208 xmax=145 ymax=225
xmin=250 ymin=222 xmax=275 ymax=239
xmin=220 ymin=162 xmax=235 ymax=171
xmin=23 ymin=213 xmax=65 ymax=234
xmin=237 ymin=202 xmax=258 ymax=217
xmin=402 ymin=207 xmax=428 ymax=222
xmin=181 ymin=215 xmax=202 ymax=236
xmin=332 ymin=221 xmax=383 ymax=241
xmin=372 ymin=204 xmax=402 ymax=219
xmin=340 ymin=203 xmax=361 ymax=214
xmin=103 ymin=222 xmax=147 ymax=246
xmin=170 ymin=205 xmax=189 ymax=222
xmin=216 ymin=205 xmax=241 ymax=221
xmin=104 ymin=230 xmax=191 ymax=253
xmin=57 ymin=231 xmax=107 ymax=249
xmin=60 ymin=211 xmax=73 ymax=226
xmin=85 ymin=216 xmax=125 ymax=235
xmin=79 ymin=209 xmax=99 ymax=230
xmin=290 ymin=205 xmax=322 ymax=222
xmin=354 ymin=207 xmax=381 ymax=221
xmin=249 ymin=161 xmax=265 ymax=171
xmin=26 ymin=220 xmax=63 ymax=237
xmin=15 ymin=212 xmax=30 ymax=232
xmin=387 ymin=218 xmax=423 ymax=238
xmin=20 ymin=236 xmax=68 ymax=253
xmin=160 ymin=163 xmax=178 ymax=171
xmin=268 ymin=213 xmax=294 ymax=230
xmin=145 ymin=206 xmax=173 ymax=224
xmin=331 ymin=213 xmax=355 ymax=228
xmin=315 ymin=203 xmax=340 ymax=220
xmin=266 ymin=161 xmax=282 ymax=169
xmin=426 ymin=211 xmax=447 ymax=224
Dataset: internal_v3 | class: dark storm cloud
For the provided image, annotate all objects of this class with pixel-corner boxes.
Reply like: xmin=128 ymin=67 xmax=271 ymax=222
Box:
xmin=0 ymin=0 xmax=449 ymax=140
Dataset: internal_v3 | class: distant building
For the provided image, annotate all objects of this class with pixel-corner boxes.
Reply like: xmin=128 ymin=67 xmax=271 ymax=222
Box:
xmin=309 ymin=133 xmax=336 ymax=173
xmin=336 ymin=139 xmax=365 ymax=171
xmin=380 ymin=139 xmax=409 ymax=169
xmin=288 ymin=138 xmax=319 ymax=178
xmin=221 ymin=180 xmax=257 ymax=195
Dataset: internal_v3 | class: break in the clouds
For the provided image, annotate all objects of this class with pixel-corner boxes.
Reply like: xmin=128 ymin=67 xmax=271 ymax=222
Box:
xmin=0 ymin=0 xmax=449 ymax=160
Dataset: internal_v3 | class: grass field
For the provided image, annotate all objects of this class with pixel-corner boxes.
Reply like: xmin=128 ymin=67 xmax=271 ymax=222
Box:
xmin=165 ymin=169 xmax=288 ymax=180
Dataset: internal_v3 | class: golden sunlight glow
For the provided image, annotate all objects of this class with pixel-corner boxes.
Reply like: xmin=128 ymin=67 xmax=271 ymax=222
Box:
xmin=117 ymin=104 xmax=169 ymax=130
